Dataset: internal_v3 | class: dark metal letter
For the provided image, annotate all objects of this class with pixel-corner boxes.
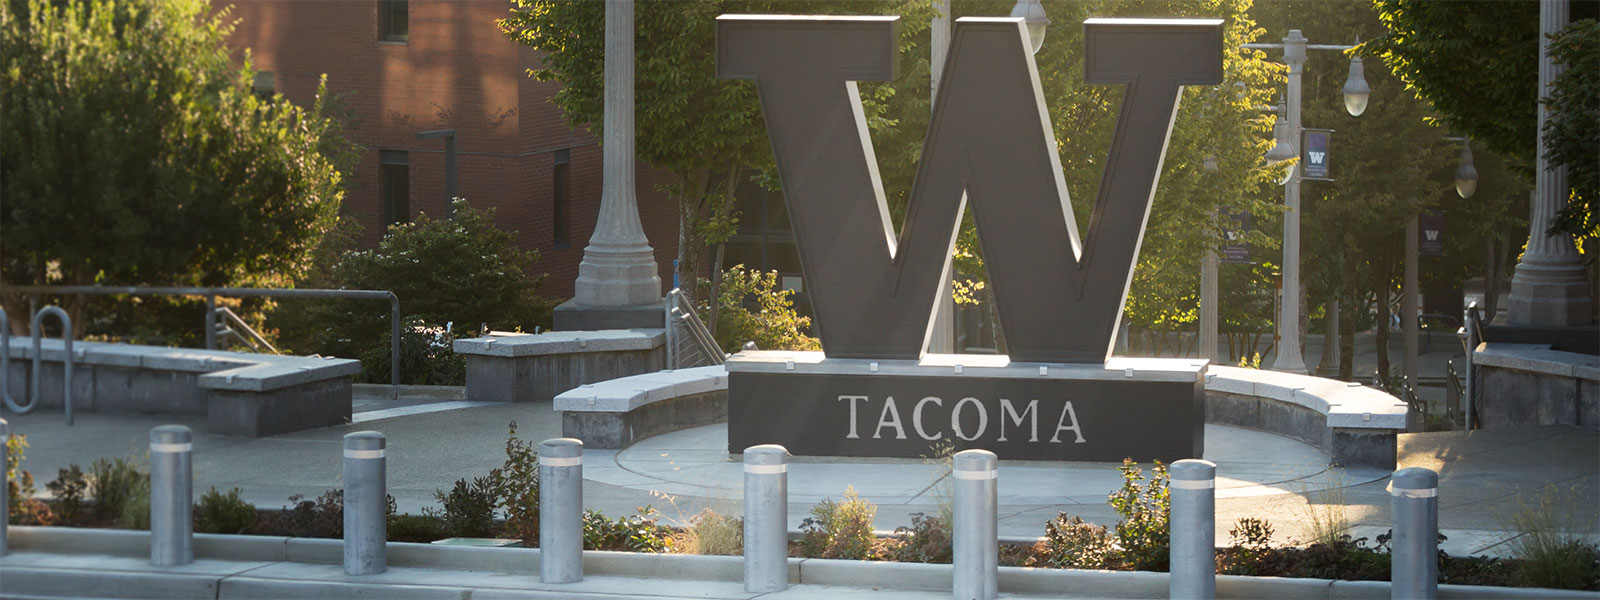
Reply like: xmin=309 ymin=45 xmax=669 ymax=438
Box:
xmin=717 ymin=16 xmax=1222 ymax=362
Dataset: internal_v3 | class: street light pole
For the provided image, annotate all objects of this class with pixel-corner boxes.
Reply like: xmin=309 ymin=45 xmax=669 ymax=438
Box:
xmin=1245 ymin=31 xmax=1366 ymax=374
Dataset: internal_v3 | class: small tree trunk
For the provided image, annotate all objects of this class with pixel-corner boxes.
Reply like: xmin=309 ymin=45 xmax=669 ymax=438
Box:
xmin=1375 ymin=284 xmax=1392 ymax=387
xmin=707 ymin=167 xmax=739 ymax=337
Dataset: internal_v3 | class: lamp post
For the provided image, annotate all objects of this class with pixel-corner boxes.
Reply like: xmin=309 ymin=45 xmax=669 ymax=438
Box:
xmin=1244 ymin=31 xmax=1368 ymax=374
xmin=930 ymin=0 xmax=1046 ymax=355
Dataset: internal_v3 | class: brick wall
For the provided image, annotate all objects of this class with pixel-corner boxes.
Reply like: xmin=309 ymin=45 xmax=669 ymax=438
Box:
xmin=221 ymin=0 xmax=680 ymax=302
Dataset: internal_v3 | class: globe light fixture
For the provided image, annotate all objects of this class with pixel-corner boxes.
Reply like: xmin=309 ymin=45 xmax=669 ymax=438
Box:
xmin=1454 ymin=143 xmax=1479 ymax=199
xmin=1010 ymin=0 xmax=1049 ymax=55
xmin=1341 ymin=57 xmax=1371 ymax=117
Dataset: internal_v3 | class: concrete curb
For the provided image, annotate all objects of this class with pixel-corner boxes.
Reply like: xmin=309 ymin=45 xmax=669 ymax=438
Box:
xmin=5 ymin=527 xmax=1596 ymax=599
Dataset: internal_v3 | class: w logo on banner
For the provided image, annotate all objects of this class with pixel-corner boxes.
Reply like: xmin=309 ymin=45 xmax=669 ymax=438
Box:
xmin=717 ymin=16 xmax=1222 ymax=363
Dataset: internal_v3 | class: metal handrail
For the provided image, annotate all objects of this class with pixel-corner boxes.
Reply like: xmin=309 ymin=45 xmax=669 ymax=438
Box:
xmin=4 ymin=285 xmax=401 ymax=385
xmin=215 ymin=306 xmax=280 ymax=355
xmin=0 ymin=306 xmax=76 ymax=425
xmin=664 ymin=288 xmax=725 ymax=369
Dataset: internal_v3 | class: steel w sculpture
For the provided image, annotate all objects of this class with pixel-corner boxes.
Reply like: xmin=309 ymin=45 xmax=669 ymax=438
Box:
xmin=718 ymin=16 xmax=1224 ymax=461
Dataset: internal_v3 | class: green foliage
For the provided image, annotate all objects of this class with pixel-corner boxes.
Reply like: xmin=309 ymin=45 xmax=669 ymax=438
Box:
xmin=1032 ymin=513 xmax=1115 ymax=570
xmin=359 ymin=317 xmax=467 ymax=386
xmin=427 ymin=476 xmax=500 ymax=539
xmin=1108 ymin=459 xmax=1170 ymax=572
xmin=887 ymin=512 xmax=953 ymax=564
xmin=195 ymin=487 xmax=257 ymax=535
xmin=259 ymin=489 xmax=393 ymax=539
xmin=487 ymin=421 xmax=540 ymax=547
xmin=90 ymin=457 xmax=147 ymax=526
xmin=500 ymin=0 xmax=937 ymax=305
xmin=800 ymin=486 xmax=879 ymax=560
xmin=45 ymin=464 xmax=90 ymax=524
xmin=6 ymin=433 xmax=50 ymax=525
xmin=671 ymin=508 xmax=743 ymax=556
xmin=704 ymin=266 xmax=820 ymax=353
xmin=1223 ymin=517 xmax=1275 ymax=575
xmin=1237 ymin=353 xmax=1263 ymax=369
xmin=0 ymin=0 xmax=343 ymax=304
xmin=275 ymin=200 xmax=548 ymax=383
xmin=119 ymin=479 xmax=150 ymax=530
xmin=582 ymin=506 xmax=672 ymax=553
xmin=1544 ymin=19 xmax=1600 ymax=244
xmin=387 ymin=514 xmax=450 ymax=543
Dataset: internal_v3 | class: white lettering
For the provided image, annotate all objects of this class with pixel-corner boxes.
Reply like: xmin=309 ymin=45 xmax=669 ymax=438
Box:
xmin=997 ymin=398 xmax=1038 ymax=442
xmin=1050 ymin=401 xmax=1087 ymax=444
xmin=913 ymin=396 xmax=944 ymax=440
xmin=839 ymin=395 xmax=869 ymax=439
xmin=874 ymin=396 xmax=907 ymax=439
xmin=1309 ymin=151 xmax=1325 ymax=164
xmin=1425 ymin=230 xmax=1439 ymax=241
xmin=951 ymin=397 xmax=988 ymax=441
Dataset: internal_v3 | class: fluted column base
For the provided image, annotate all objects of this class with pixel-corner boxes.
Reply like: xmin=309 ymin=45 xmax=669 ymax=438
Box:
xmin=1506 ymin=259 xmax=1594 ymax=326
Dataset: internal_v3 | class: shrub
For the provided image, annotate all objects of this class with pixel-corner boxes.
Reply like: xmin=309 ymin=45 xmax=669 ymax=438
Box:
xmin=259 ymin=489 xmax=394 ymax=539
xmin=428 ymin=476 xmax=499 ymax=539
xmin=6 ymin=432 xmax=52 ymax=525
xmin=799 ymin=486 xmax=878 ymax=560
xmin=582 ymin=506 xmax=671 ymax=553
xmin=1500 ymin=486 xmax=1600 ymax=590
xmin=387 ymin=513 xmax=449 ymax=543
xmin=671 ymin=508 xmax=743 ymax=556
xmin=703 ymin=265 xmax=820 ymax=354
xmin=45 ymin=464 xmax=89 ymax=524
xmin=196 ymin=487 xmax=257 ymax=534
xmin=488 ymin=421 xmax=539 ymax=546
xmin=1109 ymin=459 xmax=1169 ymax=571
xmin=887 ymin=512 xmax=952 ymax=564
xmin=90 ymin=457 xmax=147 ymax=524
xmin=116 ymin=473 xmax=151 ymax=530
xmin=1030 ymin=513 xmax=1115 ymax=569
xmin=360 ymin=317 xmax=467 ymax=386
xmin=1223 ymin=517 xmax=1275 ymax=575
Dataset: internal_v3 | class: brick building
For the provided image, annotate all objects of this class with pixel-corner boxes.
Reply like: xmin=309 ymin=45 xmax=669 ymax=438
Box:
xmin=218 ymin=0 xmax=680 ymax=300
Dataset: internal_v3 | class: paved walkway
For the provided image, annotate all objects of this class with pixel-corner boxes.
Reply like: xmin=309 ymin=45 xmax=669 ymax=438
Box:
xmin=7 ymin=390 xmax=1595 ymax=558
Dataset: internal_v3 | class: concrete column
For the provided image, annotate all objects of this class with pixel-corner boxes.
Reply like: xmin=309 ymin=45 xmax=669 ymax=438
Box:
xmin=1404 ymin=213 xmax=1420 ymax=390
xmin=927 ymin=0 xmax=955 ymax=355
xmin=1390 ymin=468 xmax=1439 ymax=599
xmin=540 ymin=438 xmax=584 ymax=583
xmin=1169 ymin=459 xmax=1216 ymax=600
xmin=743 ymin=445 xmax=789 ymax=593
xmin=1272 ymin=30 xmax=1308 ymax=374
xmin=149 ymin=425 xmax=193 ymax=566
xmin=1200 ymin=249 xmax=1220 ymax=364
xmin=952 ymin=450 xmax=998 ymax=600
xmin=571 ymin=0 xmax=661 ymax=308
xmin=343 ymin=431 xmax=387 ymax=575
xmin=1 ymin=418 xmax=8 ymax=557
xmin=1507 ymin=0 xmax=1593 ymax=326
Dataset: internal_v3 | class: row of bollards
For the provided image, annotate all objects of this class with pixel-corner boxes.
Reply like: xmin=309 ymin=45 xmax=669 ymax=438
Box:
xmin=0 ymin=422 xmax=1442 ymax=599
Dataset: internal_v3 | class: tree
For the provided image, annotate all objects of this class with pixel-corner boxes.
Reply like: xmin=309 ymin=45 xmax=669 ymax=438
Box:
xmin=703 ymin=266 xmax=819 ymax=354
xmin=499 ymin=0 xmax=937 ymax=311
xmin=1371 ymin=1 xmax=1598 ymax=253
xmin=0 ymin=0 xmax=345 ymax=334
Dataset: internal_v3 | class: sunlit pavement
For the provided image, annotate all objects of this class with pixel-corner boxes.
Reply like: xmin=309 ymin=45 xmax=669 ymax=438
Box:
xmin=8 ymin=387 xmax=1595 ymax=558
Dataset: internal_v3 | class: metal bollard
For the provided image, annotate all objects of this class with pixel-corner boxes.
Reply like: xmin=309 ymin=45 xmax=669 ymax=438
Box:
xmin=540 ymin=438 xmax=583 ymax=583
xmin=952 ymin=449 xmax=998 ymax=600
xmin=343 ymin=431 xmax=387 ymax=575
xmin=150 ymin=425 xmax=193 ymax=566
xmin=1170 ymin=459 xmax=1217 ymax=600
xmin=743 ymin=445 xmax=789 ymax=593
xmin=1390 ymin=467 xmax=1439 ymax=599
xmin=1 ymin=418 xmax=9 ymax=557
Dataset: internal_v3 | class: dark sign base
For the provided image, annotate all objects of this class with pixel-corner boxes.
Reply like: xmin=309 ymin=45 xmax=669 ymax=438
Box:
xmin=727 ymin=359 xmax=1204 ymax=462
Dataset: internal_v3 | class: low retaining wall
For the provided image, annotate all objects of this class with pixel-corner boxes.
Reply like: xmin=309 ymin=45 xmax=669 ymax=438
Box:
xmin=555 ymin=366 xmax=728 ymax=448
xmin=4 ymin=339 xmax=359 ymax=437
xmin=454 ymin=329 xmax=665 ymax=404
xmin=1204 ymin=366 xmax=1407 ymax=469
xmin=1474 ymin=343 xmax=1599 ymax=429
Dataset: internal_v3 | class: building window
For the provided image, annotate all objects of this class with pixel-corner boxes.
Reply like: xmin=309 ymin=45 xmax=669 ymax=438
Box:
xmin=379 ymin=0 xmax=408 ymax=42
xmin=251 ymin=72 xmax=274 ymax=100
xmin=552 ymin=149 xmax=570 ymax=247
xmin=380 ymin=150 xmax=410 ymax=225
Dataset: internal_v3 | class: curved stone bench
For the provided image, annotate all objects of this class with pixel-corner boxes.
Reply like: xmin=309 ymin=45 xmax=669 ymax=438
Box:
xmin=1204 ymin=365 xmax=1408 ymax=469
xmin=5 ymin=339 xmax=360 ymax=437
xmin=554 ymin=365 xmax=727 ymax=449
